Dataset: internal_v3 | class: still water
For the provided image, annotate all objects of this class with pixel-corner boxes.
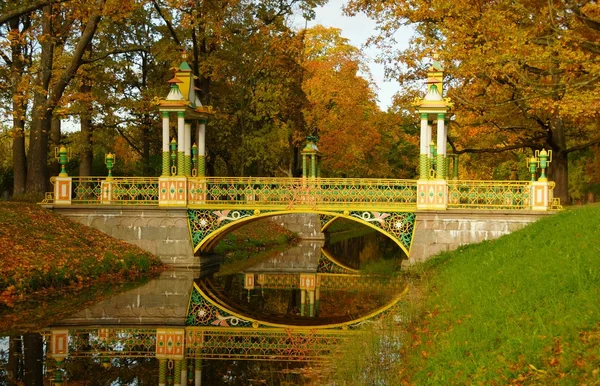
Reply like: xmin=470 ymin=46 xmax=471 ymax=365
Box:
xmin=0 ymin=220 xmax=407 ymax=385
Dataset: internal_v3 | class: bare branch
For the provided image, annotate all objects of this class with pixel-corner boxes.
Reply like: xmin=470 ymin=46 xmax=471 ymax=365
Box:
xmin=82 ymin=46 xmax=150 ymax=64
xmin=0 ymin=0 xmax=72 ymax=26
xmin=151 ymin=0 xmax=181 ymax=46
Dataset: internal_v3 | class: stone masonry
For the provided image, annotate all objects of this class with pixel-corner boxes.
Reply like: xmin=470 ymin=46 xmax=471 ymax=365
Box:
xmin=409 ymin=210 xmax=554 ymax=264
xmin=48 ymin=205 xmax=196 ymax=267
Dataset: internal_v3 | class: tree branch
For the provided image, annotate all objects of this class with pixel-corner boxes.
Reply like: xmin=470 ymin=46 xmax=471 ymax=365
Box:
xmin=81 ymin=46 xmax=150 ymax=64
xmin=566 ymin=139 xmax=600 ymax=154
xmin=151 ymin=0 xmax=181 ymax=46
xmin=0 ymin=0 xmax=72 ymax=26
xmin=447 ymin=136 xmax=542 ymax=154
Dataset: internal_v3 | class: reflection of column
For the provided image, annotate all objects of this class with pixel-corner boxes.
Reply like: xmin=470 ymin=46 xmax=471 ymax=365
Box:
xmin=162 ymin=112 xmax=170 ymax=176
xmin=315 ymin=287 xmax=320 ymax=317
xmin=158 ymin=359 xmax=167 ymax=386
xmin=195 ymin=358 xmax=202 ymax=386
xmin=174 ymin=359 xmax=182 ymax=386
xmin=177 ymin=112 xmax=185 ymax=176
xmin=300 ymin=290 xmax=306 ymax=316
xmin=181 ymin=358 xmax=188 ymax=385
xmin=308 ymin=290 xmax=315 ymax=317
xmin=302 ymin=155 xmax=307 ymax=178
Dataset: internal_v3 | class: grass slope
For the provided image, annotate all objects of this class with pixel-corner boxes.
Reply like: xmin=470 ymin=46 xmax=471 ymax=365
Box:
xmin=0 ymin=202 xmax=163 ymax=308
xmin=402 ymin=205 xmax=600 ymax=385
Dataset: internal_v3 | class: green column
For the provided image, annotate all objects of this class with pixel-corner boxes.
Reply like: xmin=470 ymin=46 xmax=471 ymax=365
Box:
xmin=420 ymin=154 xmax=429 ymax=180
xmin=317 ymin=158 xmax=321 ymax=178
xmin=437 ymin=154 xmax=446 ymax=179
xmin=174 ymin=360 xmax=182 ymax=386
xmin=158 ymin=359 xmax=167 ymax=386
xmin=198 ymin=155 xmax=205 ymax=177
xmin=195 ymin=358 xmax=202 ymax=385
xmin=311 ymin=155 xmax=316 ymax=178
xmin=302 ymin=155 xmax=307 ymax=178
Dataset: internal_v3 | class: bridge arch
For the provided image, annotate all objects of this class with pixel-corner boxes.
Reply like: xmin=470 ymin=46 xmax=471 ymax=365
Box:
xmin=187 ymin=208 xmax=416 ymax=256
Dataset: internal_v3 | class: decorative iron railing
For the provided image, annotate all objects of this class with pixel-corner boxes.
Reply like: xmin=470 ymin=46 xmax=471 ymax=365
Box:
xmin=42 ymin=328 xmax=158 ymax=358
xmin=188 ymin=177 xmax=418 ymax=210
xmin=42 ymin=176 xmax=556 ymax=211
xmin=108 ymin=177 xmax=159 ymax=204
xmin=40 ymin=327 xmax=349 ymax=361
xmin=447 ymin=180 xmax=533 ymax=210
xmin=186 ymin=328 xmax=349 ymax=361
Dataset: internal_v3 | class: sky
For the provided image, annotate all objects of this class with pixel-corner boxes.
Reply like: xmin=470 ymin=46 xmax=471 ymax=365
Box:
xmin=306 ymin=0 xmax=413 ymax=110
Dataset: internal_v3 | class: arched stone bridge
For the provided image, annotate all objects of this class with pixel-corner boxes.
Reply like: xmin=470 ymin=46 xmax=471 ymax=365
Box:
xmin=43 ymin=176 xmax=558 ymax=266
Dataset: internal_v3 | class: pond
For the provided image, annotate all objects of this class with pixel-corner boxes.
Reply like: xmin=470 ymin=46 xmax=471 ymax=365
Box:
xmin=0 ymin=219 xmax=407 ymax=385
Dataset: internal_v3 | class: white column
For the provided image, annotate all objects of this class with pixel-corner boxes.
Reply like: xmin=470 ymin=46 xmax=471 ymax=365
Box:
xmin=162 ymin=113 xmax=170 ymax=152
xmin=437 ymin=116 xmax=446 ymax=156
xmin=427 ymin=124 xmax=433 ymax=152
xmin=198 ymin=121 xmax=206 ymax=157
xmin=420 ymin=114 xmax=428 ymax=155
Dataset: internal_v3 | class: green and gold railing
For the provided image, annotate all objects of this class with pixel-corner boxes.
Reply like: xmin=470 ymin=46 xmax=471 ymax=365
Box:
xmin=188 ymin=177 xmax=418 ymax=210
xmin=43 ymin=176 xmax=555 ymax=211
xmin=447 ymin=180 xmax=535 ymax=210
xmin=41 ymin=327 xmax=350 ymax=361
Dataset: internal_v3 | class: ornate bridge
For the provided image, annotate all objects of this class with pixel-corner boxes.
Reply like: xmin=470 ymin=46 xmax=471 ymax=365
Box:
xmin=42 ymin=55 xmax=560 ymax=264
xmin=44 ymin=175 xmax=557 ymax=260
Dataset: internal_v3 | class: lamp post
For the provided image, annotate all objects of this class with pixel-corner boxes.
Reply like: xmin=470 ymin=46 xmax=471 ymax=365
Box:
xmin=55 ymin=146 xmax=71 ymax=177
xmin=170 ymin=138 xmax=178 ymax=176
xmin=104 ymin=153 xmax=115 ymax=180
xmin=535 ymin=149 xmax=552 ymax=182
xmin=527 ymin=155 xmax=539 ymax=182
xmin=191 ymin=143 xmax=198 ymax=177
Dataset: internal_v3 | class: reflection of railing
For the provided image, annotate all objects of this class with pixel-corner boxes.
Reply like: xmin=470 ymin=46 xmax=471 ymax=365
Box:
xmin=189 ymin=177 xmax=418 ymax=209
xmin=187 ymin=328 xmax=347 ymax=361
xmin=447 ymin=181 xmax=533 ymax=210
xmin=41 ymin=327 xmax=349 ymax=361
xmin=42 ymin=328 xmax=157 ymax=358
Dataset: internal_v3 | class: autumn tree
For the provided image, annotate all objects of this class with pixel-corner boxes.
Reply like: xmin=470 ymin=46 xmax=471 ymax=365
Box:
xmin=302 ymin=25 xmax=413 ymax=178
xmin=346 ymin=0 xmax=600 ymax=202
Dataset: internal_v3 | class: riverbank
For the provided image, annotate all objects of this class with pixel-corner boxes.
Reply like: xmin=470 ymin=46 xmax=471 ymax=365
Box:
xmin=0 ymin=202 xmax=164 ymax=311
xmin=331 ymin=204 xmax=600 ymax=385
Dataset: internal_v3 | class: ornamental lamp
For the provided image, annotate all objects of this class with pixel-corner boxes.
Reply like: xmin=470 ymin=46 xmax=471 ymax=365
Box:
xmin=55 ymin=146 xmax=71 ymax=177
xmin=104 ymin=153 xmax=115 ymax=179
xmin=170 ymin=138 xmax=178 ymax=176
xmin=535 ymin=149 xmax=552 ymax=182
xmin=191 ymin=143 xmax=198 ymax=177
xmin=527 ymin=155 xmax=539 ymax=182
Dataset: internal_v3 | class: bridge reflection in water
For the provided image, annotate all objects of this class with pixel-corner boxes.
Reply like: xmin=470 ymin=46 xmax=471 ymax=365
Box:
xmin=24 ymin=235 xmax=407 ymax=385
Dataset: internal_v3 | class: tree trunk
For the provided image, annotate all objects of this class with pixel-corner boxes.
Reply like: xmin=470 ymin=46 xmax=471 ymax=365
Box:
xmin=79 ymin=41 xmax=93 ymax=177
xmin=49 ymin=117 xmax=61 ymax=176
xmin=7 ymin=336 xmax=23 ymax=382
xmin=549 ymin=150 xmax=568 ymax=204
xmin=548 ymin=116 xmax=569 ymax=205
xmin=142 ymin=113 xmax=151 ymax=175
xmin=26 ymin=5 xmax=53 ymax=195
xmin=23 ymin=333 xmax=43 ymax=386
xmin=9 ymin=16 xmax=28 ymax=196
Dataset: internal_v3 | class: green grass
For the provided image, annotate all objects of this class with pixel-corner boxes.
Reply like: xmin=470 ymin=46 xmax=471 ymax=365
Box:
xmin=330 ymin=204 xmax=600 ymax=385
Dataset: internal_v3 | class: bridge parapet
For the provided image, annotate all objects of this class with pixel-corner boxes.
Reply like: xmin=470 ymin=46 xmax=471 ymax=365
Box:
xmin=44 ymin=176 xmax=558 ymax=212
